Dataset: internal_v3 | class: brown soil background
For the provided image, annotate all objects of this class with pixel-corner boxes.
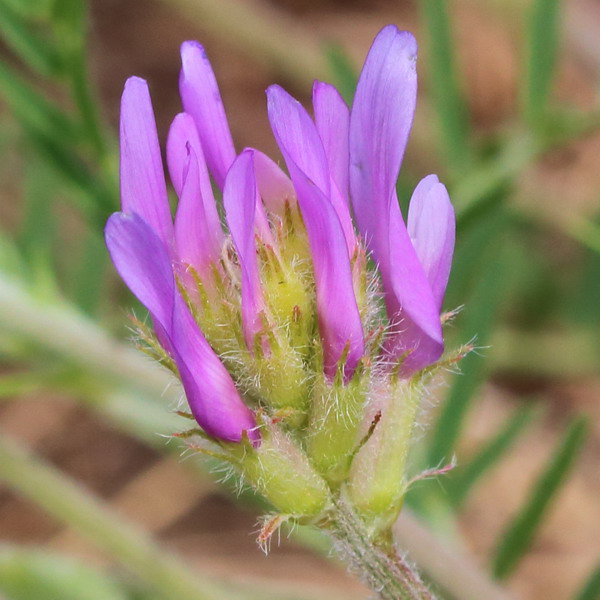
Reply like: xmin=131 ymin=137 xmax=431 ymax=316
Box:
xmin=1 ymin=1 xmax=599 ymax=599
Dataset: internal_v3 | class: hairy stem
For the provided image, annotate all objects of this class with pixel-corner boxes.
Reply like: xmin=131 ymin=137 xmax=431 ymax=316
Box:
xmin=330 ymin=500 xmax=435 ymax=600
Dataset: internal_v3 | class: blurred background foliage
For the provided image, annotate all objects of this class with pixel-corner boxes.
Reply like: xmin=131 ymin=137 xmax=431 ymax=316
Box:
xmin=0 ymin=0 xmax=599 ymax=599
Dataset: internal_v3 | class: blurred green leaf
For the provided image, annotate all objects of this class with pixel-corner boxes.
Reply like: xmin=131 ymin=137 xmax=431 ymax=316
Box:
xmin=53 ymin=0 xmax=110 ymax=159
xmin=566 ymin=217 xmax=600 ymax=255
xmin=1 ymin=0 xmax=55 ymax=20
xmin=492 ymin=416 xmax=588 ymax=580
xmin=453 ymin=132 xmax=540 ymax=221
xmin=324 ymin=43 xmax=357 ymax=105
xmin=575 ymin=563 xmax=600 ymax=600
xmin=70 ymin=230 xmax=108 ymax=315
xmin=0 ymin=234 xmax=27 ymax=281
xmin=418 ymin=0 xmax=472 ymax=175
xmin=0 ymin=2 xmax=61 ymax=76
xmin=449 ymin=403 xmax=538 ymax=507
xmin=0 ymin=365 xmax=82 ymax=399
xmin=523 ymin=0 xmax=562 ymax=126
xmin=0 ymin=547 xmax=128 ymax=600
xmin=446 ymin=204 xmax=509 ymax=305
xmin=22 ymin=123 xmax=116 ymax=225
xmin=429 ymin=240 xmax=513 ymax=467
xmin=0 ymin=60 xmax=78 ymax=141
xmin=17 ymin=161 xmax=57 ymax=260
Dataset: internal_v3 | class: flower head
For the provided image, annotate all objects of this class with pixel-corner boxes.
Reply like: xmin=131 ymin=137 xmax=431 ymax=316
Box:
xmin=106 ymin=25 xmax=456 ymax=524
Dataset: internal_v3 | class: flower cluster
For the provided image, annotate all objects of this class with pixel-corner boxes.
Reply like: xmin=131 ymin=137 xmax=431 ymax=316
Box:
xmin=106 ymin=25 xmax=455 ymax=532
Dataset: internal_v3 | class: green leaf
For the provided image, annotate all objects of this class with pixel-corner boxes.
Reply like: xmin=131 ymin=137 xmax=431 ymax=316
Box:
xmin=22 ymin=122 xmax=117 ymax=225
xmin=0 ymin=547 xmax=128 ymax=600
xmin=418 ymin=0 xmax=472 ymax=174
xmin=69 ymin=230 xmax=108 ymax=315
xmin=0 ymin=60 xmax=78 ymax=142
xmin=453 ymin=132 xmax=540 ymax=221
xmin=324 ymin=43 xmax=357 ymax=105
xmin=492 ymin=416 xmax=588 ymax=580
xmin=523 ymin=0 xmax=562 ymax=126
xmin=575 ymin=563 xmax=600 ymax=600
xmin=566 ymin=217 xmax=600 ymax=255
xmin=0 ymin=2 xmax=61 ymax=76
xmin=0 ymin=0 xmax=54 ymax=20
xmin=449 ymin=403 xmax=539 ymax=507
xmin=17 ymin=161 xmax=57 ymax=261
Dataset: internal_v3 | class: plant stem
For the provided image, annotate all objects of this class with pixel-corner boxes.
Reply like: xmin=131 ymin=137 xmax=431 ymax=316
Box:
xmin=330 ymin=500 xmax=435 ymax=600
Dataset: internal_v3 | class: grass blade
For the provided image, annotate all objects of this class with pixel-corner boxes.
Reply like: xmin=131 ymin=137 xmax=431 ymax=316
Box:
xmin=0 ymin=2 xmax=61 ymax=76
xmin=69 ymin=230 xmax=108 ymax=315
xmin=449 ymin=403 xmax=538 ymax=507
xmin=492 ymin=416 xmax=588 ymax=580
xmin=418 ymin=0 xmax=472 ymax=175
xmin=523 ymin=0 xmax=562 ymax=126
xmin=22 ymin=123 xmax=117 ymax=225
xmin=0 ymin=60 xmax=78 ymax=141
xmin=575 ymin=564 xmax=600 ymax=600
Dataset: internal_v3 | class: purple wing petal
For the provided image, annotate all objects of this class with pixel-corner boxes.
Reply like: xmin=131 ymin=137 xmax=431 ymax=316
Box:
xmin=167 ymin=113 xmax=224 ymax=269
xmin=267 ymin=84 xmax=356 ymax=255
xmin=223 ymin=150 xmax=266 ymax=352
xmin=170 ymin=293 xmax=258 ymax=443
xmin=384 ymin=194 xmax=444 ymax=371
xmin=268 ymin=88 xmax=364 ymax=379
xmin=252 ymin=149 xmax=296 ymax=217
xmin=349 ymin=25 xmax=417 ymax=251
xmin=179 ymin=41 xmax=236 ymax=189
xmin=407 ymin=175 xmax=455 ymax=311
xmin=313 ymin=81 xmax=350 ymax=203
xmin=105 ymin=212 xmax=257 ymax=443
xmin=120 ymin=77 xmax=173 ymax=246
xmin=174 ymin=145 xmax=220 ymax=281
xmin=105 ymin=212 xmax=175 ymax=327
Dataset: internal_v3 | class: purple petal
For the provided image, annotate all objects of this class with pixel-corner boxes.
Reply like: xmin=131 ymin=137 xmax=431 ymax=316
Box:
xmin=174 ymin=145 xmax=220 ymax=280
xmin=167 ymin=113 xmax=224 ymax=270
xmin=179 ymin=41 xmax=236 ymax=188
xmin=407 ymin=175 xmax=455 ymax=310
xmin=105 ymin=212 xmax=257 ymax=443
xmin=120 ymin=77 xmax=173 ymax=246
xmin=349 ymin=25 xmax=417 ymax=251
xmin=384 ymin=194 xmax=443 ymax=371
xmin=313 ymin=81 xmax=350 ymax=203
xmin=170 ymin=293 xmax=258 ymax=443
xmin=252 ymin=149 xmax=296 ymax=217
xmin=223 ymin=150 xmax=266 ymax=351
xmin=167 ymin=114 xmax=222 ymax=241
xmin=348 ymin=27 xmax=443 ymax=372
xmin=268 ymin=88 xmax=364 ymax=379
xmin=266 ymin=84 xmax=356 ymax=255
xmin=105 ymin=212 xmax=174 ymax=327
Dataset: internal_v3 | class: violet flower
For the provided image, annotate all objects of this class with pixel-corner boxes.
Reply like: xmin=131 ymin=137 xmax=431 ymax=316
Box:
xmin=105 ymin=25 xmax=455 ymax=455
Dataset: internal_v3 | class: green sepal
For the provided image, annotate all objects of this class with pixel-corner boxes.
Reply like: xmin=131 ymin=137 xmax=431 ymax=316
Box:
xmin=306 ymin=366 xmax=368 ymax=486
xmin=231 ymin=417 xmax=331 ymax=518
xmin=347 ymin=378 xmax=424 ymax=535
